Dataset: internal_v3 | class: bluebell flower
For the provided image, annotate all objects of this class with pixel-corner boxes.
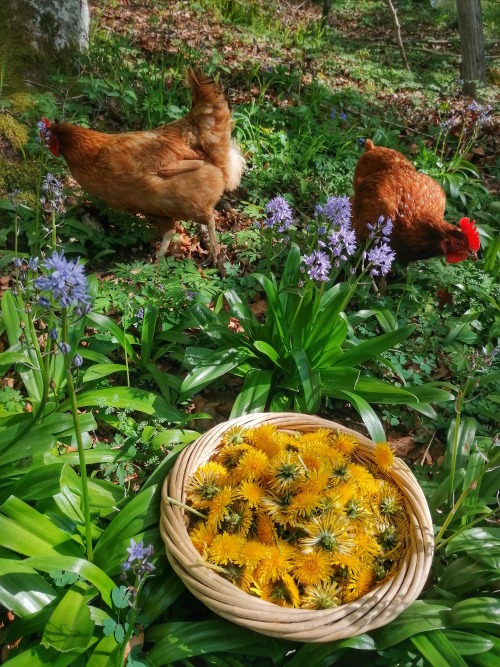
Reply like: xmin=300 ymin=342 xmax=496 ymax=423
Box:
xmin=58 ymin=341 xmax=71 ymax=355
xmin=264 ymin=196 xmax=293 ymax=232
xmin=126 ymin=538 xmax=151 ymax=562
xmin=302 ymin=250 xmax=331 ymax=282
xmin=340 ymin=111 xmax=347 ymax=121
xmin=38 ymin=296 xmax=51 ymax=308
xmin=36 ymin=251 xmax=90 ymax=310
xmin=73 ymin=354 xmax=83 ymax=367
xmin=28 ymin=257 xmax=40 ymax=270
xmin=315 ymin=195 xmax=351 ymax=228
xmin=40 ymin=173 xmax=65 ymax=213
xmin=48 ymin=328 xmax=58 ymax=341
xmin=13 ymin=257 xmax=23 ymax=268
xmin=330 ymin=108 xmax=337 ymax=119
xmin=358 ymin=137 xmax=366 ymax=146
xmin=367 ymin=243 xmax=396 ymax=276
xmin=186 ymin=291 xmax=197 ymax=301
xmin=136 ymin=307 xmax=144 ymax=320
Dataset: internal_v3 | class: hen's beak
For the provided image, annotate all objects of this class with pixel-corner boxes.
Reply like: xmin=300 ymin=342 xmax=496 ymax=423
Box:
xmin=467 ymin=249 xmax=478 ymax=261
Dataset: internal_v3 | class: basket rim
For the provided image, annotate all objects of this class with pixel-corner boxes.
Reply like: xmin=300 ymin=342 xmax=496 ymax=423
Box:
xmin=160 ymin=412 xmax=435 ymax=642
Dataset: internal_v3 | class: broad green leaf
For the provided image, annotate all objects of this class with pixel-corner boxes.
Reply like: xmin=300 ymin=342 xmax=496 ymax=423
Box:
xmin=150 ymin=429 xmax=200 ymax=450
xmin=180 ymin=348 xmax=252 ymax=396
xmin=59 ymin=386 xmax=182 ymax=422
xmin=372 ymin=600 xmax=451 ymax=649
xmin=428 ymin=468 xmax=466 ymax=513
xmin=93 ymin=485 xmax=159 ymax=573
xmin=253 ymin=340 xmax=282 ymax=366
xmin=320 ymin=367 xmax=360 ymax=394
xmin=443 ymin=629 xmax=493 ymax=656
xmin=411 ymin=630 xmax=468 ymax=667
xmin=230 ymin=369 xmax=272 ymax=418
xmin=146 ymin=619 xmax=265 ymax=664
xmin=334 ymin=390 xmax=386 ymax=442
xmin=279 ymin=243 xmax=302 ymax=289
xmin=354 ymin=377 xmax=418 ymax=404
xmin=445 ymin=527 xmax=500 ymax=556
xmin=86 ymin=311 xmax=140 ymax=364
xmin=0 ymin=497 xmax=82 ymax=557
xmin=253 ymin=273 xmax=287 ymax=341
xmin=444 ymin=416 xmax=477 ymax=472
xmin=140 ymin=302 xmax=160 ymax=365
xmin=292 ymin=349 xmax=321 ymax=413
xmin=0 ymin=645 xmax=77 ymax=667
xmin=449 ymin=597 xmax=500 ymax=632
xmin=225 ymin=290 xmax=260 ymax=338
xmin=287 ymin=634 xmax=376 ymax=667
xmin=340 ymin=325 xmax=415 ymax=367
xmin=0 ymin=558 xmax=57 ymax=617
xmin=81 ymin=363 xmax=128 ymax=383
xmin=140 ymin=564 xmax=185 ymax=625
xmin=42 ymin=581 xmax=96 ymax=653
xmin=24 ymin=555 xmax=115 ymax=608
xmin=86 ymin=634 xmax=122 ymax=667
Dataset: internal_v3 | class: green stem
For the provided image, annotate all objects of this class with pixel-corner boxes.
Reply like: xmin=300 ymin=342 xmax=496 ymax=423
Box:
xmin=62 ymin=309 xmax=93 ymax=561
xmin=51 ymin=210 xmax=57 ymax=251
xmin=123 ymin=310 xmax=130 ymax=388
xmin=448 ymin=378 xmax=471 ymax=504
xmin=435 ymin=506 xmax=500 ymax=553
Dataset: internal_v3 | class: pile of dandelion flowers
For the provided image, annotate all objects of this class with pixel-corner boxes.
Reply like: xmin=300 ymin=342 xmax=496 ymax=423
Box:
xmin=184 ymin=425 xmax=410 ymax=609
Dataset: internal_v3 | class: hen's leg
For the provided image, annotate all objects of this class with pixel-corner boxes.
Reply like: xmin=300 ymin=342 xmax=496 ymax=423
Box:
xmin=206 ymin=214 xmax=219 ymax=265
xmin=154 ymin=218 xmax=175 ymax=259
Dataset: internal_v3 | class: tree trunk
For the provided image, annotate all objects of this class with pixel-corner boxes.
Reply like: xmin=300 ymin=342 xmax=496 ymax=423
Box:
xmin=456 ymin=0 xmax=486 ymax=97
xmin=383 ymin=0 xmax=411 ymax=72
xmin=0 ymin=1 xmax=89 ymax=88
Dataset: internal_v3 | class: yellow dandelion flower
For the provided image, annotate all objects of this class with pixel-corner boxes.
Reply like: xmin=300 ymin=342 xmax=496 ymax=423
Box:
xmin=287 ymin=487 xmax=323 ymax=523
xmin=222 ymin=501 xmax=253 ymax=537
xmin=346 ymin=463 xmax=379 ymax=494
xmin=292 ymin=550 xmax=333 ymax=586
xmin=221 ymin=426 xmax=248 ymax=446
xmin=258 ymin=540 xmax=295 ymax=582
xmin=374 ymin=442 xmax=396 ymax=472
xmin=352 ymin=530 xmax=383 ymax=561
xmin=300 ymin=466 xmax=332 ymax=495
xmin=245 ymin=425 xmax=282 ymax=458
xmin=235 ymin=539 xmax=270 ymax=569
xmin=216 ymin=442 xmax=251 ymax=470
xmin=206 ymin=486 xmax=237 ymax=529
xmin=330 ymin=431 xmax=359 ymax=456
xmin=261 ymin=491 xmax=293 ymax=524
xmin=377 ymin=480 xmax=405 ymax=517
xmin=344 ymin=566 xmax=375 ymax=602
xmin=259 ymin=574 xmax=301 ymax=608
xmin=300 ymin=512 xmax=356 ymax=555
xmin=237 ymin=480 xmax=266 ymax=508
xmin=268 ymin=450 xmax=304 ymax=491
xmin=321 ymin=489 xmax=346 ymax=513
xmin=255 ymin=512 xmax=278 ymax=545
xmin=324 ymin=447 xmax=349 ymax=470
xmin=208 ymin=532 xmax=245 ymax=565
xmin=222 ymin=562 xmax=253 ymax=592
xmin=331 ymin=553 xmax=362 ymax=574
xmin=333 ymin=480 xmax=358 ymax=505
xmin=185 ymin=461 xmax=229 ymax=509
xmin=299 ymin=429 xmax=331 ymax=444
xmin=234 ymin=448 xmax=269 ymax=482
xmin=344 ymin=498 xmax=373 ymax=524
xmin=302 ymin=580 xmax=341 ymax=609
xmin=296 ymin=440 xmax=332 ymax=471
xmin=189 ymin=521 xmax=217 ymax=555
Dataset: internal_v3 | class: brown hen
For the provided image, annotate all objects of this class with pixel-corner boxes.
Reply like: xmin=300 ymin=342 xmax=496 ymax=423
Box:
xmin=41 ymin=69 xmax=245 ymax=269
xmin=351 ymin=140 xmax=479 ymax=265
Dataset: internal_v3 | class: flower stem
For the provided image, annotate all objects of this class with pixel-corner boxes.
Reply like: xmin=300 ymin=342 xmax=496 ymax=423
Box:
xmin=62 ymin=309 xmax=93 ymax=561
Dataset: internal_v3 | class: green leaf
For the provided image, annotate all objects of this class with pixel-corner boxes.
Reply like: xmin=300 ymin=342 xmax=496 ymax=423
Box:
xmin=292 ymin=349 xmax=321 ymax=413
xmin=82 ymin=363 xmax=128 ymax=383
xmin=372 ymin=600 xmax=451 ymax=649
xmin=445 ymin=528 xmax=500 ymax=556
xmin=287 ymin=635 xmax=376 ymax=667
xmin=42 ymin=581 xmax=96 ymax=653
xmin=0 ymin=645 xmax=77 ymax=666
xmin=253 ymin=340 xmax=282 ymax=366
xmin=225 ymin=290 xmax=260 ymax=338
xmin=0 ymin=497 xmax=82 ymax=557
xmin=411 ymin=630 xmax=468 ymax=666
xmin=340 ymin=325 xmax=415 ymax=367
xmin=443 ymin=629 xmax=493 ymax=656
xmin=86 ymin=311 xmax=140 ymax=365
xmin=24 ymin=555 xmax=115 ymax=608
xmin=180 ymin=348 xmax=252 ymax=396
xmin=334 ymin=390 xmax=386 ymax=442
xmin=140 ymin=303 xmax=160 ymax=365
xmin=146 ymin=619 xmax=266 ymax=664
xmin=59 ymin=386 xmax=182 ymax=422
xmin=253 ymin=273 xmax=288 ymax=341
xmin=449 ymin=597 xmax=500 ymax=631
xmin=230 ymin=369 xmax=272 ymax=418
xmin=86 ymin=634 xmax=122 ymax=667
xmin=0 ymin=558 xmax=57 ymax=617
xmin=354 ymin=377 xmax=418 ymax=404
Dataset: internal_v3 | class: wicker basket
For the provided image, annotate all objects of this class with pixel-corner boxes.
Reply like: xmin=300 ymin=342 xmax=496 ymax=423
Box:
xmin=160 ymin=413 xmax=434 ymax=643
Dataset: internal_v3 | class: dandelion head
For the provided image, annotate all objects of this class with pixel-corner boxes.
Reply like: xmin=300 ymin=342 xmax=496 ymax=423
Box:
xmin=222 ymin=426 xmax=247 ymax=446
xmin=246 ymin=425 xmax=281 ymax=457
xmin=292 ymin=550 xmax=333 ymax=587
xmin=302 ymin=580 xmax=341 ymax=609
xmin=331 ymin=431 xmax=359 ymax=456
xmin=234 ymin=448 xmax=269 ymax=482
xmin=208 ymin=532 xmax=245 ymax=565
xmin=237 ymin=480 xmax=266 ymax=508
xmin=190 ymin=521 xmax=217 ymax=555
xmin=374 ymin=442 xmax=396 ymax=472
xmin=344 ymin=565 xmax=375 ymax=602
xmin=300 ymin=512 xmax=355 ymax=555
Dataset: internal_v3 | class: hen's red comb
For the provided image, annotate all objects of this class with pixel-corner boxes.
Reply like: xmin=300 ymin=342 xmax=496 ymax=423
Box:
xmin=42 ymin=118 xmax=51 ymax=129
xmin=459 ymin=217 xmax=480 ymax=252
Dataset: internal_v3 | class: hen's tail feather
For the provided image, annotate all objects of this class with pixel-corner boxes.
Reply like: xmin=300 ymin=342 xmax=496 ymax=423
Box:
xmin=185 ymin=68 xmax=245 ymax=191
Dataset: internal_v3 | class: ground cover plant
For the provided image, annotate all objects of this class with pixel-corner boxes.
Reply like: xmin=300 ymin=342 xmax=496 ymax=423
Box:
xmin=0 ymin=0 xmax=499 ymax=665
